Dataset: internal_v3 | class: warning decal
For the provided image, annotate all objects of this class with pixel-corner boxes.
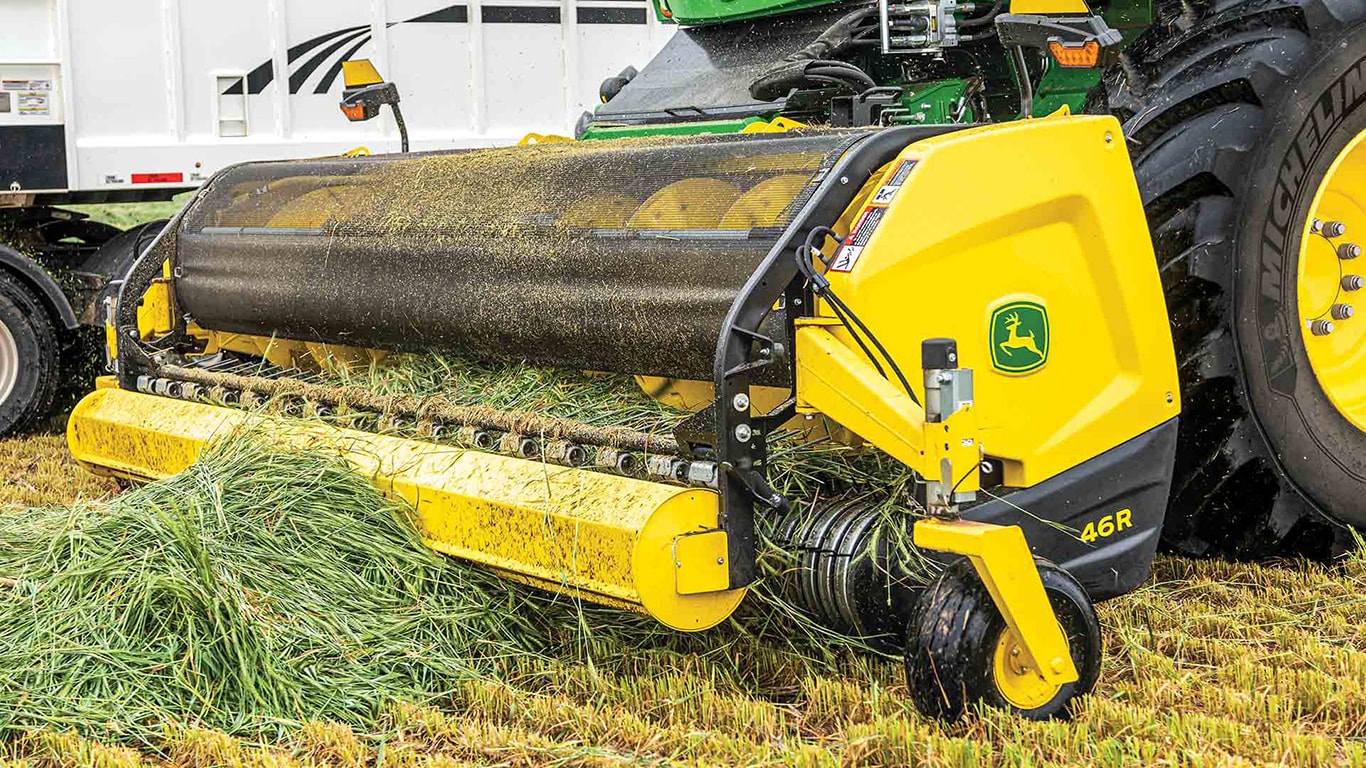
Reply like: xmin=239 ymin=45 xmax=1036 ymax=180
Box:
xmin=870 ymin=159 xmax=918 ymax=205
xmin=830 ymin=205 xmax=887 ymax=273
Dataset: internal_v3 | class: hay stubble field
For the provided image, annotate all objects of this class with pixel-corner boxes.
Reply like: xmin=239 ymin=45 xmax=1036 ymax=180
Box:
xmin=2 ymin=205 xmax=1364 ymax=767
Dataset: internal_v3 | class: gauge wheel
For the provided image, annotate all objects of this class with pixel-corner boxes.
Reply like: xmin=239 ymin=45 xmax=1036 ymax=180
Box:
xmin=904 ymin=557 xmax=1102 ymax=721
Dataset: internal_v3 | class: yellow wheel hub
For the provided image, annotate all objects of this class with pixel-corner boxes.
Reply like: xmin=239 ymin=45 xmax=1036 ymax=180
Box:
xmin=992 ymin=628 xmax=1061 ymax=710
xmin=1299 ymin=128 xmax=1366 ymax=431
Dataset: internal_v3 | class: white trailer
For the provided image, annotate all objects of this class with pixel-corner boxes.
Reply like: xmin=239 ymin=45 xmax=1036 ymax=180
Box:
xmin=0 ymin=0 xmax=671 ymax=434
xmin=2 ymin=0 xmax=672 ymax=200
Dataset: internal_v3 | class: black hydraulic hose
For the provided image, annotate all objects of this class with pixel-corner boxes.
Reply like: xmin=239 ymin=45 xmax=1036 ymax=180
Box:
xmin=795 ymin=228 xmax=920 ymax=406
xmin=749 ymin=4 xmax=880 ymax=101
xmin=806 ymin=63 xmax=878 ymax=92
xmin=959 ymin=0 xmax=1004 ymax=29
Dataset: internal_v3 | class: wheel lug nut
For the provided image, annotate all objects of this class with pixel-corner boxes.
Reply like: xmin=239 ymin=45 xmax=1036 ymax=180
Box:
xmin=1339 ymin=243 xmax=1361 ymax=260
xmin=1344 ymin=275 xmax=1364 ymax=291
xmin=1332 ymin=303 xmax=1355 ymax=321
xmin=1324 ymin=221 xmax=1348 ymax=238
xmin=1312 ymin=319 xmax=1336 ymax=336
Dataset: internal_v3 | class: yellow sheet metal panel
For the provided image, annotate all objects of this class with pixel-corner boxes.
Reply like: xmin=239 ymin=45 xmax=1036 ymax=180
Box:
xmin=673 ymin=529 xmax=730 ymax=595
xmin=824 ymin=116 xmax=1179 ymax=487
xmin=66 ymin=388 xmax=745 ymax=631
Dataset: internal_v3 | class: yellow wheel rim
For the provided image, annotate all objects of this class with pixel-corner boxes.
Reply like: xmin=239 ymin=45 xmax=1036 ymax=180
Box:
xmin=992 ymin=628 xmax=1061 ymax=710
xmin=1299 ymin=128 xmax=1366 ymax=430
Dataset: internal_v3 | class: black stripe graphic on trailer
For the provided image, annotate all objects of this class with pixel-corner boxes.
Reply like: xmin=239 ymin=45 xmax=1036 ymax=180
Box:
xmin=481 ymin=5 xmax=560 ymax=23
xmin=402 ymin=4 xmax=469 ymax=22
xmin=577 ymin=6 xmax=647 ymax=23
xmin=225 ymin=24 xmax=368 ymax=94
xmin=314 ymin=35 xmax=374 ymax=94
xmin=290 ymin=28 xmax=371 ymax=94
xmin=226 ymin=1 xmax=620 ymax=97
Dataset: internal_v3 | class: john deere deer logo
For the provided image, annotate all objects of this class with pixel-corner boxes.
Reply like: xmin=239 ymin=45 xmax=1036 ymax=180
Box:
xmin=990 ymin=301 xmax=1049 ymax=374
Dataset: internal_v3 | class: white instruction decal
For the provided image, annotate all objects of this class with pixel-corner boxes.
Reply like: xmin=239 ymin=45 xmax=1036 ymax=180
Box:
xmin=16 ymin=92 xmax=49 ymax=116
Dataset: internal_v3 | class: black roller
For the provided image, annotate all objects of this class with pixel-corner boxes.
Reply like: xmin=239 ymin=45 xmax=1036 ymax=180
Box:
xmin=172 ymin=131 xmax=867 ymax=381
xmin=770 ymin=498 xmax=927 ymax=650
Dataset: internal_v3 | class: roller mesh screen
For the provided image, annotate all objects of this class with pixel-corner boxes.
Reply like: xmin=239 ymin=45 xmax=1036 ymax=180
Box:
xmin=175 ymin=130 xmax=866 ymax=379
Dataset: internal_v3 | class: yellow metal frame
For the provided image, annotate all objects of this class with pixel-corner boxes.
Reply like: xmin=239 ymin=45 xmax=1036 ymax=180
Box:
xmin=793 ymin=318 xmax=980 ymax=495
xmin=914 ymin=519 xmax=1078 ymax=689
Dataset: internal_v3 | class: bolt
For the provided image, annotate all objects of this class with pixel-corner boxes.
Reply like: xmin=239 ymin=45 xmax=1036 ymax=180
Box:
xmin=1050 ymin=657 xmax=1066 ymax=675
xmin=675 ymin=561 xmax=682 ymax=568
xmin=1166 ymin=391 xmax=1175 ymax=405
xmin=1339 ymin=243 xmax=1362 ymax=260
xmin=1011 ymin=647 xmax=1020 ymax=658
xmin=1312 ymin=319 xmax=1335 ymax=336
xmin=734 ymin=423 xmax=753 ymax=442
xmin=759 ymin=347 xmax=772 ymax=358
xmin=732 ymin=393 xmax=750 ymax=412
xmin=1324 ymin=221 xmax=1348 ymax=238
xmin=1312 ymin=219 xmax=1324 ymax=234
xmin=1344 ymin=275 xmax=1364 ymax=291
xmin=947 ymin=351 xmax=958 ymax=364
xmin=1333 ymin=303 xmax=1355 ymax=321
xmin=1104 ymin=131 xmax=1114 ymax=144
xmin=716 ymin=557 xmax=725 ymax=565
xmin=839 ymin=176 xmax=849 ymax=185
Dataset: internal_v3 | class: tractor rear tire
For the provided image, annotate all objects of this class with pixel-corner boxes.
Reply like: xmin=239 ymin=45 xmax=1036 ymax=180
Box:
xmin=1092 ymin=0 xmax=1366 ymax=558
xmin=0 ymin=271 xmax=61 ymax=436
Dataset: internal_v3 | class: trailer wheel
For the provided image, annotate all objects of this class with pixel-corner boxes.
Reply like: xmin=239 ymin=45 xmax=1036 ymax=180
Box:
xmin=904 ymin=558 xmax=1101 ymax=722
xmin=1091 ymin=0 xmax=1366 ymax=558
xmin=0 ymin=271 xmax=60 ymax=435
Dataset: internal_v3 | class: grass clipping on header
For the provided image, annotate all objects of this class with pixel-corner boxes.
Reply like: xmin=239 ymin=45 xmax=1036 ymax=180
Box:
xmin=0 ymin=355 xmax=932 ymax=743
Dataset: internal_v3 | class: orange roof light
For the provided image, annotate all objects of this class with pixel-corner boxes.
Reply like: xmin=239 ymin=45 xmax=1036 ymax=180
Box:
xmin=1048 ymin=40 xmax=1100 ymax=68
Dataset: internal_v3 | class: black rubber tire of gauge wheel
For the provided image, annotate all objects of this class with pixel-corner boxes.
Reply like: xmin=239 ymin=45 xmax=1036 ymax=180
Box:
xmin=1089 ymin=0 xmax=1366 ymax=559
xmin=904 ymin=558 xmax=1102 ymax=722
xmin=0 ymin=271 xmax=60 ymax=436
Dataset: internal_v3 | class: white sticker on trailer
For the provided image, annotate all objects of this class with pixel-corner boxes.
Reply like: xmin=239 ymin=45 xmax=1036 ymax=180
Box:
xmin=17 ymin=92 xmax=49 ymax=116
xmin=3 ymin=79 xmax=51 ymax=92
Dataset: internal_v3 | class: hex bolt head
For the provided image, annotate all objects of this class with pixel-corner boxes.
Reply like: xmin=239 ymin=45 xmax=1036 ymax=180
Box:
xmin=1312 ymin=319 xmax=1336 ymax=336
xmin=1332 ymin=303 xmax=1355 ymax=321
xmin=1344 ymin=275 xmax=1365 ymax=291
xmin=734 ymin=423 xmax=753 ymax=442
xmin=1339 ymin=243 xmax=1362 ymax=260
xmin=732 ymin=393 xmax=750 ymax=412
xmin=1325 ymin=221 xmax=1348 ymax=238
